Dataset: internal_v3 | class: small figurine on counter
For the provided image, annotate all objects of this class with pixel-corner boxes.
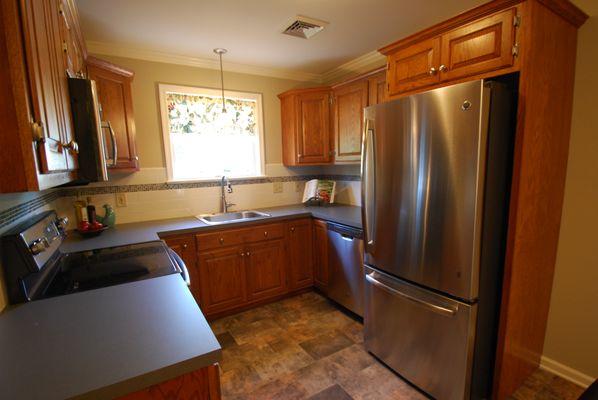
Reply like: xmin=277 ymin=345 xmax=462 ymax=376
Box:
xmin=96 ymin=204 xmax=116 ymax=227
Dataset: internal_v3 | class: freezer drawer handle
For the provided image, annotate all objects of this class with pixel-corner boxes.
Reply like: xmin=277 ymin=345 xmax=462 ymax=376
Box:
xmin=365 ymin=273 xmax=457 ymax=317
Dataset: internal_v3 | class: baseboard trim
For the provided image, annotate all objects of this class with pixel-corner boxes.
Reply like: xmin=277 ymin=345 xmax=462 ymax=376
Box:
xmin=540 ymin=355 xmax=595 ymax=388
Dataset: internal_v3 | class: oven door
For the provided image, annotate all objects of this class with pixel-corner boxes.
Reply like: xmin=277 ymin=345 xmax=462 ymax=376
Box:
xmin=364 ymin=265 xmax=477 ymax=400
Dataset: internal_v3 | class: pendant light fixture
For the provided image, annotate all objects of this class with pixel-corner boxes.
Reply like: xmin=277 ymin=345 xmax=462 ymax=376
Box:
xmin=213 ymin=48 xmax=227 ymax=113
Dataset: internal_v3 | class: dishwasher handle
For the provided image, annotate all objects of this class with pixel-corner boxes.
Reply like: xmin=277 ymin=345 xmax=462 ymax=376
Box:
xmin=326 ymin=222 xmax=363 ymax=240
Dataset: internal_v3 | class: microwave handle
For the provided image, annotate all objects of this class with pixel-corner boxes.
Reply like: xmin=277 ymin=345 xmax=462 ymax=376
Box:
xmin=101 ymin=121 xmax=118 ymax=167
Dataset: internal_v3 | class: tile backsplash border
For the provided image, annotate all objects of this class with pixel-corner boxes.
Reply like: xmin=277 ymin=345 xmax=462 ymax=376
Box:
xmin=0 ymin=174 xmax=361 ymax=231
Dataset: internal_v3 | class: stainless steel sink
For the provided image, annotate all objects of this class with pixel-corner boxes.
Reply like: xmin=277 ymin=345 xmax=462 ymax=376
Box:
xmin=197 ymin=210 xmax=271 ymax=225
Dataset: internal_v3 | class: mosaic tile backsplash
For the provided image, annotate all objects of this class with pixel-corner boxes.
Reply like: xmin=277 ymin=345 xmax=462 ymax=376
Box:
xmin=0 ymin=174 xmax=361 ymax=232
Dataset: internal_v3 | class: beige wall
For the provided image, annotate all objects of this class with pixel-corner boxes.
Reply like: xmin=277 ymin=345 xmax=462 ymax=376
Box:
xmin=543 ymin=16 xmax=598 ymax=380
xmin=97 ymin=55 xmax=308 ymax=170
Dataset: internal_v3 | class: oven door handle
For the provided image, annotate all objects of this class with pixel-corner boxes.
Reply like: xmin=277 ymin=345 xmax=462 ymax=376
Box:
xmin=167 ymin=248 xmax=190 ymax=287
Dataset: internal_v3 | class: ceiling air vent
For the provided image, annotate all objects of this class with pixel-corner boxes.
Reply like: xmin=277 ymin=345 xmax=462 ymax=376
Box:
xmin=282 ymin=16 xmax=328 ymax=39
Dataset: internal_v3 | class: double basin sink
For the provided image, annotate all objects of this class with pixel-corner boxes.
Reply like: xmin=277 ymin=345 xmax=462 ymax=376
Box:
xmin=197 ymin=210 xmax=271 ymax=225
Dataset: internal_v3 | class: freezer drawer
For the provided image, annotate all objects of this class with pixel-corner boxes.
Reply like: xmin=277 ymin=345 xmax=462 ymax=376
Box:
xmin=364 ymin=266 xmax=477 ymax=400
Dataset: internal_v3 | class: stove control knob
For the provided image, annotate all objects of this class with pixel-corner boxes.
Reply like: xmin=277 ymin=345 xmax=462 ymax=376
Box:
xmin=29 ymin=237 xmax=49 ymax=255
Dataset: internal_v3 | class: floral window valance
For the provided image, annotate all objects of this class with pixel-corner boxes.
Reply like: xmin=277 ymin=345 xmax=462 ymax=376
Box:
xmin=166 ymin=92 xmax=257 ymax=136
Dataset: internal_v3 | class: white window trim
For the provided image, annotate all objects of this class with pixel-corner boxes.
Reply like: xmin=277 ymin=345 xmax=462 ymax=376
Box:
xmin=158 ymin=83 xmax=266 ymax=183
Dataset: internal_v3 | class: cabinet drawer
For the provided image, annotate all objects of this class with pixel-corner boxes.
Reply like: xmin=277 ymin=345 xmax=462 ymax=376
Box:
xmin=246 ymin=223 xmax=284 ymax=243
xmin=196 ymin=223 xmax=285 ymax=251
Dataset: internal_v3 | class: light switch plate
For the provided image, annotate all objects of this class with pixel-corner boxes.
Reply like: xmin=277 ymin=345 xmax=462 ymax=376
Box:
xmin=115 ymin=193 xmax=127 ymax=207
xmin=273 ymin=181 xmax=283 ymax=193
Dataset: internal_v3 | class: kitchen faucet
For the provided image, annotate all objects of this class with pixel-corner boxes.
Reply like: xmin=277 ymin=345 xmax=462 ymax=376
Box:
xmin=220 ymin=176 xmax=235 ymax=213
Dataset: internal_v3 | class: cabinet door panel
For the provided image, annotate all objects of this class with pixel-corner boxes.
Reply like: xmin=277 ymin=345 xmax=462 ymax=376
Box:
xmin=367 ymin=71 xmax=387 ymax=106
xmin=296 ymin=91 xmax=331 ymax=164
xmin=87 ymin=58 xmax=138 ymax=171
xmin=20 ymin=0 xmax=69 ymax=172
xmin=440 ymin=8 xmax=516 ymax=81
xmin=246 ymin=239 xmax=287 ymax=301
xmin=313 ymin=220 xmax=329 ymax=292
xmin=287 ymin=219 xmax=313 ymax=290
xmin=198 ymin=246 xmax=246 ymax=315
xmin=333 ymin=80 xmax=368 ymax=163
xmin=387 ymin=37 xmax=440 ymax=96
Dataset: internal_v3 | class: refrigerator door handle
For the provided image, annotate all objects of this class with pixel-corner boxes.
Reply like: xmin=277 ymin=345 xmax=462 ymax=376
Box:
xmin=365 ymin=272 xmax=457 ymax=317
xmin=361 ymin=120 xmax=376 ymax=251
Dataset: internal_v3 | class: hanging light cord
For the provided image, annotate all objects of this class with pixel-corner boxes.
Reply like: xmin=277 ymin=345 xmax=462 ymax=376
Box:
xmin=218 ymin=52 xmax=226 ymax=113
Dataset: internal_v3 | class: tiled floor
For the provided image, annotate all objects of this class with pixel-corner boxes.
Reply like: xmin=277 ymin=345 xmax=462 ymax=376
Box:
xmin=210 ymin=292 xmax=585 ymax=400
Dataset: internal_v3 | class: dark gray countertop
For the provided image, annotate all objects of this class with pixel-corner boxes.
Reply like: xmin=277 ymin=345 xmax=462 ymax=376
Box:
xmin=0 ymin=274 xmax=221 ymax=400
xmin=61 ymin=204 xmax=362 ymax=253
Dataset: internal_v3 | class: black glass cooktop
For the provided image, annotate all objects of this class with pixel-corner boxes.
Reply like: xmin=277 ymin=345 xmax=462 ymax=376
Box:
xmin=43 ymin=241 xmax=180 ymax=298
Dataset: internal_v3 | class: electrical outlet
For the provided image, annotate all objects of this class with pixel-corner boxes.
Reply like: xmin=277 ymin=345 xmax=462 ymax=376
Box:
xmin=115 ymin=193 xmax=127 ymax=207
xmin=295 ymin=181 xmax=303 ymax=192
xmin=273 ymin=181 xmax=283 ymax=193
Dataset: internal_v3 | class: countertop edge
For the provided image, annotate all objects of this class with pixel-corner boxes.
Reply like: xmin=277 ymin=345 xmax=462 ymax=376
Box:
xmin=73 ymin=349 xmax=222 ymax=400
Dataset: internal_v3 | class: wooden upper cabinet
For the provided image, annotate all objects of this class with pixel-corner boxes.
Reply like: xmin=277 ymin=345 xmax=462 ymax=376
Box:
xmin=57 ymin=0 xmax=86 ymax=78
xmin=367 ymin=71 xmax=387 ymax=106
xmin=332 ymin=79 xmax=368 ymax=163
xmin=440 ymin=8 xmax=517 ymax=82
xmin=387 ymin=37 xmax=441 ymax=96
xmin=20 ymin=0 xmax=77 ymax=174
xmin=287 ymin=219 xmax=314 ymax=290
xmin=87 ymin=56 xmax=139 ymax=171
xmin=279 ymin=88 xmax=332 ymax=166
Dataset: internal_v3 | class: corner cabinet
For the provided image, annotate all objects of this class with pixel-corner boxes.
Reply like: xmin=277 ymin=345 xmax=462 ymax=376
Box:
xmin=279 ymin=88 xmax=333 ymax=166
xmin=287 ymin=219 xmax=314 ymax=290
xmin=313 ymin=219 xmax=329 ymax=293
xmin=278 ymin=67 xmax=386 ymax=166
xmin=0 ymin=0 xmax=87 ymax=192
xmin=87 ymin=56 xmax=139 ymax=171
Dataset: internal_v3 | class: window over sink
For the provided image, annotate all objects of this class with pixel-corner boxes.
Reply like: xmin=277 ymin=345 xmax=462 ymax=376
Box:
xmin=158 ymin=84 xmax=265 ymax=181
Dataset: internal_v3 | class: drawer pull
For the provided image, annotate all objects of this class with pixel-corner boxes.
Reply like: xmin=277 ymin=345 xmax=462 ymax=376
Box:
xmin=290 ymin=227 xmax=295 ymax=233
xmin=182 ymin=244 xmax=188 ymax=249
xmin=219 ymin=237 xmax=224 ymax=244
xmin=264 ymin=231 xmax=268 ymax=237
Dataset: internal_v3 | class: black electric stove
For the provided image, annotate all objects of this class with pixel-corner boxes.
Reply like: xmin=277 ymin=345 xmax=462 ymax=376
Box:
xmin=1 ymin=211 xmax=189 ymax=304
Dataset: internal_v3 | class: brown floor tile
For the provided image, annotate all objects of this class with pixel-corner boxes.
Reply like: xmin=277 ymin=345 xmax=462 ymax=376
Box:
xmin=214 ymin=291 xmax=582 ymax=400
xmin=216 ymin=332 xmax=238 ymax=349
xmin=308 ymin=384 xmax=354 ymax=400
xmin=299 ymin=330 xmax=354 ymax=360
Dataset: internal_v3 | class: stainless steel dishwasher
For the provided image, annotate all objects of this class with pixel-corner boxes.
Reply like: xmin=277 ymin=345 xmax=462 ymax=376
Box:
xmin=326 ymin=222 xmax=365 ymax=317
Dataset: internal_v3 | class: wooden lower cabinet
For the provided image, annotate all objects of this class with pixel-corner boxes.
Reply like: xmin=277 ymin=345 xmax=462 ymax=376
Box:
xmin=118 ymin=363 xmax=221 ymax=400
xmin=198 ymin=246 xmax=247 ymax=316
xmin=313 ymin=219 xmax=329 ymax=292
xmin=245 ymin=239 xmax=287 ymax=301
xmin=287 ymin=219 xmax=314 ymax=290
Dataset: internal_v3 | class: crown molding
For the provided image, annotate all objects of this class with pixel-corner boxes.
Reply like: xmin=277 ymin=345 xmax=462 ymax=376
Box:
xmin=321 ymin=50 xmax=386 ymax=84
xmin=86 ymin=41 xmax=322 ymax=83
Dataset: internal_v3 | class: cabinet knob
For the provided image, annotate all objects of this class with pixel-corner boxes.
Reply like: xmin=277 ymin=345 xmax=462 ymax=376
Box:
xmin=240 ymin=252 xmax=245 ymax=257
xmin=62 ymin=140 xmax=79 ymax=154
xmin=291 ymin=227 xmax=295 ymax=233
xmin=297 ymin=153 xmax=303 ymax=159
xmin=428 ymin=67 xmax=437 ymax=76
xmin=182 ymin=244 xmax=188 ymax=249
xmin=264 ymin=231 xmax=268 ymax=237
xmin=439 ymin=64 xmax=448 ymax=72
xmin=31 ymin=121 xmax=45 ymax=143
xmin=246 ymin=251 xmax=251 ymax=256
xmin=219 ymin=237 xmax=224 ymax=244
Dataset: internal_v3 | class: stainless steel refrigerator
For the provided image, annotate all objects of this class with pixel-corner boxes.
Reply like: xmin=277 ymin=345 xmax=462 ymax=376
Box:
xmin=361 ymin=79 xmax=516 ymax=400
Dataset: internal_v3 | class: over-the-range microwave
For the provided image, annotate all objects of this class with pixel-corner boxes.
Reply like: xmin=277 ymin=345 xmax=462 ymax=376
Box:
xmin=67 ymin=77 xmax=117 ymax=183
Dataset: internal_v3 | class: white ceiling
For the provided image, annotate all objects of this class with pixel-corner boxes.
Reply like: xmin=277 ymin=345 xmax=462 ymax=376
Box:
xmin=76 ymin=0 xmax=487 ymax=77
